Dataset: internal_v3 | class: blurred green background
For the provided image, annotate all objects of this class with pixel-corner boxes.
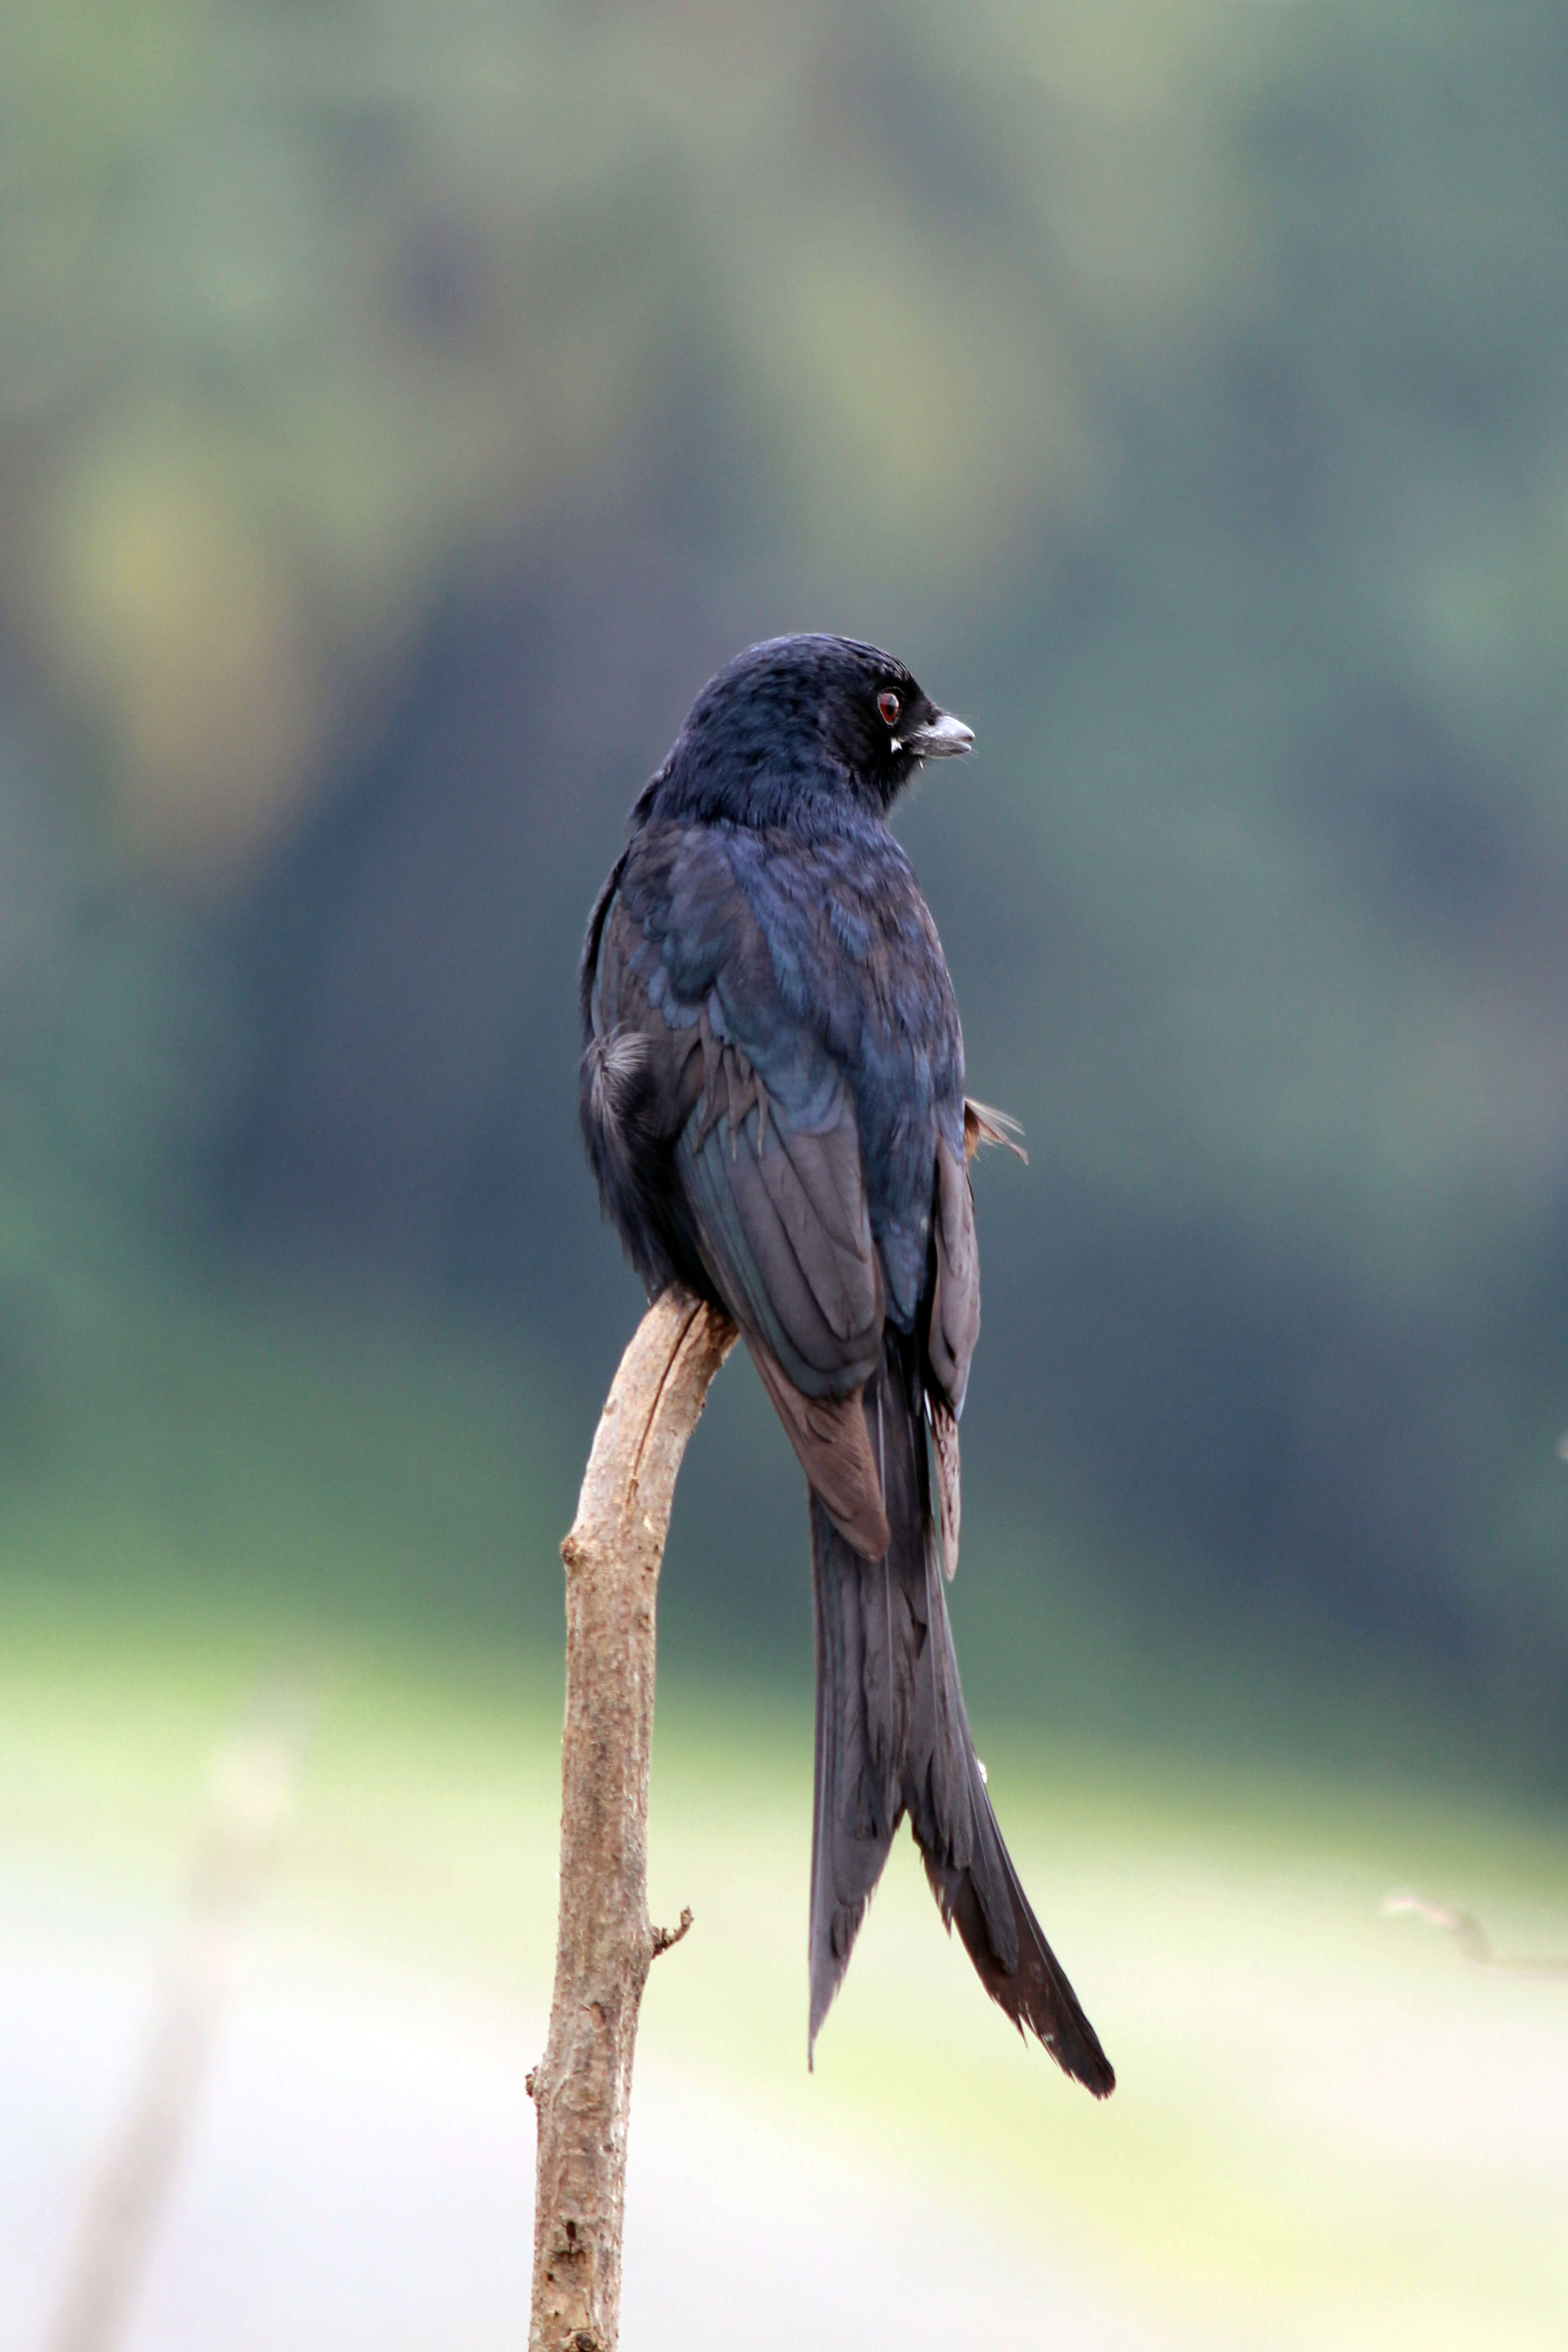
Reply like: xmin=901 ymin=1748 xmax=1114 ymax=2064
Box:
xmin=2 ymin=4 xmax=1567 ymax=2347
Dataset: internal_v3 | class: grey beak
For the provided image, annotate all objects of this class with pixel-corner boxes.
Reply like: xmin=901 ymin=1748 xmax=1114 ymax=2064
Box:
xmin=903 ymin=711 xmax=975 ymax=760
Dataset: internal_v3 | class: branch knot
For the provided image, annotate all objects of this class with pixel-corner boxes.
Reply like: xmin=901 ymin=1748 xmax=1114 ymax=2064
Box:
xmin=651 ymin=1905 xmax=694 ymax=1960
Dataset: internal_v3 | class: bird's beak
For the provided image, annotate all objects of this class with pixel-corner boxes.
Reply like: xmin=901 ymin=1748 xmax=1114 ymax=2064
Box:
xmin=901 ymin=711 xmax=975 ymax=760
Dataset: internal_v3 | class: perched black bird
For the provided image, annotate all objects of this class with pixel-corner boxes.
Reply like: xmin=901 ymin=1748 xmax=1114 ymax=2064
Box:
xmin=579 ymin=634 xmax=1113 ymax=2096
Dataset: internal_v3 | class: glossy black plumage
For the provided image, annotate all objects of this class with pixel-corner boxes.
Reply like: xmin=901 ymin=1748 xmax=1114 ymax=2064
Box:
xmin=579 ymin=634 xmax=1113 ymax=2095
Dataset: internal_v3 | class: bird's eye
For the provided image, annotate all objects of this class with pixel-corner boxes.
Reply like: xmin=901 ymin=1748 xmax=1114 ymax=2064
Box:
xmin=878 ymin=691 xmax=901 ymax=727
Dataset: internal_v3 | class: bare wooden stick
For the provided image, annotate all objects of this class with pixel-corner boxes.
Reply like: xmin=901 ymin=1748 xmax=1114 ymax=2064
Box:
xmin=529 ymin=1288 xmax=736 ymax=2352
xmin=44 ymin=1680 xmax=310 ymax=2352
xmin=1383 ymin=1891 xmax=1568 ymax=1979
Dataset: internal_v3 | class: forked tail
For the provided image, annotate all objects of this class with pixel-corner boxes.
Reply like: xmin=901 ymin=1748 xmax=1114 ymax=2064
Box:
xmin=808 ymin=1346 xmax=1114 ymax=2097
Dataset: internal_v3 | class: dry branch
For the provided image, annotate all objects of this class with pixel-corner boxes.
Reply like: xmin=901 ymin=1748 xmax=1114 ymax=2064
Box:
xmin=45 ymin=1681 xmax=310 ymax=2352
xmin=1383 ymin=1890 xmax=1568 ymax=1978
xmin=529 ymin=1288 xmax=736 ymax=2352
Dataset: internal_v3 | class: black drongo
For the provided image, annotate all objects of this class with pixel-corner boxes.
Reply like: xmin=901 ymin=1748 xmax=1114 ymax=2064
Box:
xmin=579 ymin=633 xmax=1113 ymax=2095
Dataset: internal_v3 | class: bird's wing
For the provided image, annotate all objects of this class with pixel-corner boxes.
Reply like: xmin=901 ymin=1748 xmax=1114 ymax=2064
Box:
xmin=677 ymin=1043 xmax=894 ymax=1558
xmin=922 ymin=1134 xmax=976 ymax=1579
xmin=929 ymin=1133 xmax=979 ymax=1410
xmin=921 ymin=1097 xmax=1024 ymax=1570
xmin=593 ymin=831 xmax=892 ymax=1554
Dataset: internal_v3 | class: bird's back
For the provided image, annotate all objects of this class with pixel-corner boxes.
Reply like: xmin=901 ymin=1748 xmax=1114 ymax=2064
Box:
xmin=587 ymin=802 xmax=966 ymax=1335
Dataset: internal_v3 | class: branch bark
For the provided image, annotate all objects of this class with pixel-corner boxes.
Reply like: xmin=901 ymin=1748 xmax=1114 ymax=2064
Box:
xmin=529 ymin=1287 xmax=736 ymax=2352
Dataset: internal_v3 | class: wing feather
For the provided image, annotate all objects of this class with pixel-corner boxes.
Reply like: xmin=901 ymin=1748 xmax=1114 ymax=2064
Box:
xmin=588 ymin=820 xmax=967 ymax=1564
xmin=928 ymin=1137 xmax=980 ymax=1414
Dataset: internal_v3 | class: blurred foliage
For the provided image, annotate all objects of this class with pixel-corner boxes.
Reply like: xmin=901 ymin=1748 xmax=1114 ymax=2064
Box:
xmin=0 ymin=0 xmax=1256 ymax=870
xmin=4 ymin=2 xmax=1568 ymax=1774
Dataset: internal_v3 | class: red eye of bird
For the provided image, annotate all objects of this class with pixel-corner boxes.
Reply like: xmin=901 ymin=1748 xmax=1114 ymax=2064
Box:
xmin=878 ymin=691 xmax=901 ymax=727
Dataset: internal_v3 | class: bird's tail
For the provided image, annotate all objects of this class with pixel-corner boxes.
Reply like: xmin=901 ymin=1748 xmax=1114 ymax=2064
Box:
xmin=807 ymin=1340 xmax=1115 ymax=2096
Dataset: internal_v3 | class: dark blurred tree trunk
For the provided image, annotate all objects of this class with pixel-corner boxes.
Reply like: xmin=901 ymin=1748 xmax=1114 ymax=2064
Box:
xmin=528 ymin=1289 xmax=735 ymax=2352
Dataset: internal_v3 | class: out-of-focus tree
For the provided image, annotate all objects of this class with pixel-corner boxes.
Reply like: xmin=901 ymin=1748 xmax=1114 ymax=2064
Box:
xmin=0 ymin=1 xmax=1247 ymax=876
xmin=5 ymin=0 xmax=1568 ymax=1770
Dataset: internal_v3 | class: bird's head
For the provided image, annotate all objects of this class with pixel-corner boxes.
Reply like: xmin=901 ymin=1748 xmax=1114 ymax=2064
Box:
xmin=648 ymin=633 xmax=973 ymax=829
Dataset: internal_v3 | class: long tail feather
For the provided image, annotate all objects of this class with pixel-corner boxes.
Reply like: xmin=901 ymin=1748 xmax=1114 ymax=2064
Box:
xmin=807 ymin=1343 xmax=1114 ymax=2096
